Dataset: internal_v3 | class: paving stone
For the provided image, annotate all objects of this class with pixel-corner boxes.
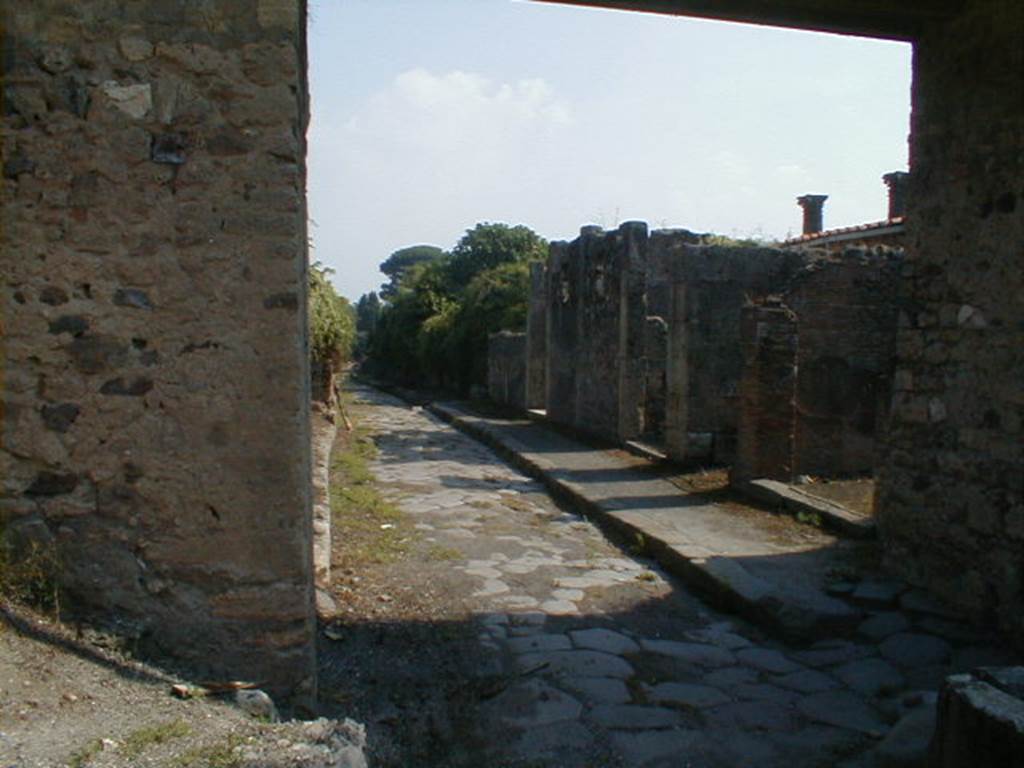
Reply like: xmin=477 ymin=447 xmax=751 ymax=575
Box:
xmin=916 ymin=617 xmax=983 ymax=645
xmin=517 ymin=650 xmax=635 ymax=679
xmin=489 ymin=679 xmax=583 ymax=728
xmin=587 ymin=704 xmax=683 ymax=729
xmin=704 ymin=700 xmax=800 ymax=732
xmin=474 ymin=579 xmax=510 ymax=597
xmin=570 ymin=628 xmax=640 ymax=655
xmin=734 ymin=684 xmax=801 ymax=704
xmin=507 ymin=633 xmax=572 ymax=655
xmin=561 ymin=676 xmax=632 ymax=705
xmin=686 ymin=629 xmax=751 ymax=650
xmin=857 ymin=612 xmax=911 ymax=641
xmin=880 ymin=633 xmax=952 ymax=669
xmin=871 ymin=704 xmax=936 ymax=768
xmin=851 ymin=581 xmax=906 ymax=607
xmin=902 ymin=664 xmax=951 ymax=692
xmin=540 ymin=599 xmax=579 ymax=615
xmin=772 ymin=668 xmax=840 ymax=694
xmin=639 ymin=639 xmax=735 ymax=667
xmin=610 ymin=729 xmax=705 ymax=767
xmin=773 ymin=724 xmax=868 ymax=759
xmin=736 ymin=648 xmax=802 ymax=674
xmin=834 ymin=658 xmax=905 ymax=697
xmin=553 ymin=588 xmax=585 ymax=601
xmin=647 ymin=682 xmax=729 ymax=709
xmin=899 ymin=589 xmax=960 ymax=619
xmin=791 ymin=640 xmax=875 ymax=668
xmin=509 ymin=611 xmax=546 ymax=626
xmin=703 ymin=666 xmax=758 ymax=687
xmin=509 ymin=720 xmax=594 ymax=762
xmin=797 ymin=691 xmax=888 ymax=735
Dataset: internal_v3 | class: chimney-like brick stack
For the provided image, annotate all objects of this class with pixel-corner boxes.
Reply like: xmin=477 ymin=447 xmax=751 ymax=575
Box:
xmin=796 ymin=194 xmax=829 ymax=235
xmin=883 ymin=171 xmax=910 ymax=219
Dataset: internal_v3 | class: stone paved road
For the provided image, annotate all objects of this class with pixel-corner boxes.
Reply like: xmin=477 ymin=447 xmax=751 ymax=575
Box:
xmin=344 ymin=384 xmax=1015 ymax=768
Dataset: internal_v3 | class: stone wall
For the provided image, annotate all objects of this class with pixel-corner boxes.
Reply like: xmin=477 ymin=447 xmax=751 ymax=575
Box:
xmin=876 ymin=0 xmax=1024 ymax=647
xmin=524 ymin=261 xmax=547 ymax=410
xmin=788 ymin=250 xmax=902 ymax=477
xmin=733 ymin=300 xmax=798 ymax=482
xmin=487 ymin=331 xmax=527 ymax=412
xmin=544 ymin=223 xmax=647 ymax=443
xmin=734 ymin=249 xmax=902 ymax=481
xmin=661 ymin=239 xmax=807 ymax=463
xmin=1 ymin=0 xmax=316 ymax=698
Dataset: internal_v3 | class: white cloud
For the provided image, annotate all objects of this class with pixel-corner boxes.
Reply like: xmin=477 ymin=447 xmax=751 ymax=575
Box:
xmin=308 ymin=69 xmax=575 ymax=297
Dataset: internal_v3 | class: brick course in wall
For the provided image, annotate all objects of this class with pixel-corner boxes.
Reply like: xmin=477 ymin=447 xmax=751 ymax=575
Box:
xmin=1 ymin=0 xmax=315 ymax=697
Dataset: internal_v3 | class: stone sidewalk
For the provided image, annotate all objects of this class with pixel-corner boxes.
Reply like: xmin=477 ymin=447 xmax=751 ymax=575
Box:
xmin=430 ymin=400 xmax=869 ymax=642
xmin=348 ymin=384 xmax=1016 ymax=767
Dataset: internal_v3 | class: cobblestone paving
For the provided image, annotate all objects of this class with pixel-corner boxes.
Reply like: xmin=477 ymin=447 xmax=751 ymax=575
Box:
xmin=350 ymin=385 xmax=1016 ymax=768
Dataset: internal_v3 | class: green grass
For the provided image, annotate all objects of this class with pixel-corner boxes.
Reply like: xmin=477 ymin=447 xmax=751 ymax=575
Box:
xmin=68 ymin=738 xmax=103 ymax=768
xmin=169 ymin=734 xmax=244 ymax=768
xmin=426 ymin=544 xmax=463 ymax=561
xmin=0 ymin=516 xmax=62 ymax=616
xmin=121 ymin=720 xmax=191 ymax=758
xmin=330 ymin=418 xmax=415 ymax=567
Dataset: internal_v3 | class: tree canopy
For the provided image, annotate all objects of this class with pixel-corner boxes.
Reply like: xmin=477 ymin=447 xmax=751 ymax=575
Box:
xmin=365 ymin=222 xmax=546 ymax=394
xmin=379 ymin=244 xmax=444 ymax=298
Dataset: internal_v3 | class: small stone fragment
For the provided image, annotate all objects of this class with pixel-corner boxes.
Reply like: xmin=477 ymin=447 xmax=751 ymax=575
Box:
xmin=235 ymin=689 xmax=278 ymax=721
xmin=99 ymin=81 xmax=152 ymax=119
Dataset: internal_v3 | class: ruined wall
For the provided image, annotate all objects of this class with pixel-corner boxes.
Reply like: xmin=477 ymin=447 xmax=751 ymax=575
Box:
xmin=487 ymin=331 xmax=527 ymax=411
xmin=733 ymin=300 xmax=797 ymax=482
xmin=733 ymin=249 xmax=902 ymax=482
xmin=788 ymin=249 xmax=902 ymax=477
xmin=662 ymin=239 xmax=807 ymax=463
xmin=524 ymin=261 xmax=547 ymax=410
xmin=877 ymin=0 xmax=1024 ymax=646
xmin=544 ymin=223 xmax=647 ymax=443
xmin=1 ymin=0 xmax=316 ymax=697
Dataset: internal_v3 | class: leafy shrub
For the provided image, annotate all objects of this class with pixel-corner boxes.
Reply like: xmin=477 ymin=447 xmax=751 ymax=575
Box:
xmin=309 ymin=262 xmax=355 ymax=367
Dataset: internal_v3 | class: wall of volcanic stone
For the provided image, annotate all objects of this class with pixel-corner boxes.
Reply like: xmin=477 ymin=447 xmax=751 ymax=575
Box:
xmin=1 ymin=0 xmax=316 ymax=697
xmin=877 ymin=0 xmax=1024 ymax=648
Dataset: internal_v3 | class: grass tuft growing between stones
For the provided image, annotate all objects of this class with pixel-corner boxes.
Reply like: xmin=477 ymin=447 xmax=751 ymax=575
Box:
xmin=330 ymin=418 xmax=415 ymax=567
xmin=0 ymin=516 xmax=62 ymax=617
xmin=68 ymin=738 xmax=103 ymax=768
xmin=121 ymin=719 xmax=192 ymax=758
xmin=170 ymin=734 xmax=244 ymax=768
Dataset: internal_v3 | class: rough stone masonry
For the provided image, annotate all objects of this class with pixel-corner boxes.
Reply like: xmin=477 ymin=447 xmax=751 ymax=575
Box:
xmin=1 ymin=0 xmax=316 ymax=698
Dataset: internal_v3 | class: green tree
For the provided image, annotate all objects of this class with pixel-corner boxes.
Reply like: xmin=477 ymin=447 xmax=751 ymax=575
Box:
xmin=446 ymin=222 xmax=546 ymax=288
xmin=355 ymin=291 xmax=381 ymax=333
xmin=309 ymin=263 xmax=355 ymax=367
xmin=365 ymin=222 xmax=546 ymax=394
xmin=379 ymin=244 xmax=445 ymax=299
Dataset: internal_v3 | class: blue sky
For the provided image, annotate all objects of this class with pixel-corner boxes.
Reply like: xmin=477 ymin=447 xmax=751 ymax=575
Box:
xmin=308 ymin=0 xmax=912 ymax=300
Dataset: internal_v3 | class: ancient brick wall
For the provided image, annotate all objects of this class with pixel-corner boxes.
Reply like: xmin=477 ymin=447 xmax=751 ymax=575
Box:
xmin=788 ymin=249 xmax=902 ymax=477
xmin=487 ymin=331 xmax=527 ymax=411
xmin=877 ymin=0 xmax=1024 ymax=647
xmin=524 ymin=261 xmax=547 ymax=410
xmin=662 ymin=240 xmax=807 ymax=463
xmin=1 ymin=0 xmax=316 ymax=697
xmin=733 ymin=249 xmax=901 ymax=482
xmin=544 ymin=223 xmax=647 ymax=443
xmin=733 ymin=300 xmax=797 ymax=483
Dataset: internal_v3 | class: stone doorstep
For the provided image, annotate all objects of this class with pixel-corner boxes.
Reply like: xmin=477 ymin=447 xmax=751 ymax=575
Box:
xmin=426 ymin=400 xmax=862 ymax=644
xmin=737 ymin=479 xmax=877 ymax=540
